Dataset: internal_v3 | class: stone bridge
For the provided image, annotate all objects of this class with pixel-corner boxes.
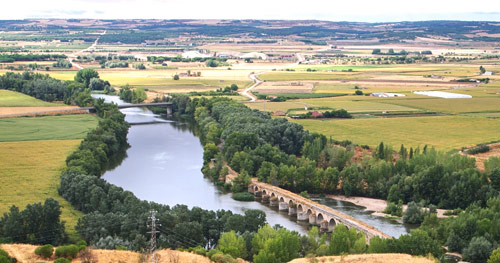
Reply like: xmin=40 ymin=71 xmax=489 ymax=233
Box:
xmin=83 ymin=102 xmax=173 ymax=115
xmin=249 ymin=181 xmax=391 ymax=241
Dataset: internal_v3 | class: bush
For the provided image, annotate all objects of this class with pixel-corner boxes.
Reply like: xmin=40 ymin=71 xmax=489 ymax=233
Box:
xmin=0 ymin=250 xmax=7 ymax=259
xmin=0 ymin=256 xmax=9 ymax=263
xmin=354 ymin=90 xmax=363 ymax=95
xmin=54 ymin=258 xmax=71 ymax=263
xmin=403 ymin=201 xmax=426 ymax=224
xmin=383 ymin=201 xmax=403 ymax=217
xmin=211 ymin=253 xmax=237 ymax=263
xmin=232 ymin=192 xmax=254 ymax=201
xmin=35 ymin=244 xmax=54 ymax=258
xmin=55 ymin=245 xmax=79 ymax=259
xmin=467 ymin=144 xmax=490 ymax=155
xmin=173 ymin=74 xmax=179 ymax=80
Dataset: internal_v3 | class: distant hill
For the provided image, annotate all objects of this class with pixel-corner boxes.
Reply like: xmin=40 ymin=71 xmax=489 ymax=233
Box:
xmin=0 ymin=19 xmax=499 ymax=44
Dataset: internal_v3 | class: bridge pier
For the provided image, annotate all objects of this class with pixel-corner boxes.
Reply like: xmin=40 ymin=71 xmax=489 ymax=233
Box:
xmin=262 ymin=194 xmax=270 ymax=203
xmin=320 ymin=220 xmax=329 ymax=232
xmin=270 ymin=197 xmax=279 ymax=207
xmin=254 ymin=191 xmax=262 ymax=200
xmin=288 ymin=207 xmax=297 ymax=216
xmin=166 ymin=106 xmax=173 ymax=116
xmin=248 ymin=185 xmax=255 ymax=194
xmin=279 ymin=202 xmax=289 ymax=211
xmin=297 ymin=212 xmax=308 ymax=221
xmin=309 ymin=214 xmax=317 ymax=225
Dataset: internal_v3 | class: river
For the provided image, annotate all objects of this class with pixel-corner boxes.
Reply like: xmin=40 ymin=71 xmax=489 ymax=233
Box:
xmin=94 ymin=94 xmax=414 ymax=237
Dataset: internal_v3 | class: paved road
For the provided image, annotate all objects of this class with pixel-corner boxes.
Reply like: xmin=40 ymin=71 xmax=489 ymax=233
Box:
xmin=240 ymin=53 xmax=305 ymax=102
xmin=69 ymin=30 xmax=106 ymax=70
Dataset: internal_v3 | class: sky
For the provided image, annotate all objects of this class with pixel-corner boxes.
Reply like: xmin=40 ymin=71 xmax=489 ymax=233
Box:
xmin=2 ymin=0 xmax=500 ymax=22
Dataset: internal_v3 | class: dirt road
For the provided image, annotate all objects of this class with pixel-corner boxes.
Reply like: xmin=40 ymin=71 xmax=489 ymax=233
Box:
xmin=241 ymin=53 xmax=304 ymax=101
xmin=69 ymin=30 xmax=106 ymax=70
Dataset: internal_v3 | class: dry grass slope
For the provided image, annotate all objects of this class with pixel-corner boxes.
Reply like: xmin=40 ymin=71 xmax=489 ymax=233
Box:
xmin=288 ymin=253 xmax=435 ymax=263
xmin=0 ymin=244 xmax=212 ymax=263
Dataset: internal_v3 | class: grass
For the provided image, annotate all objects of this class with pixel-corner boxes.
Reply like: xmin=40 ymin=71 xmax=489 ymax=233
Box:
xmin=0 ymin=90 xmax=60 ymax=107
xmin=293 ymin=115 xmax=500 ymax=151
xmin=0 ymin=115 xmax=98 ymax=142
xmin=0 ymin=140 xmax=84 ymax=237
xmin=384 ymin=97 xmax=500 ymax=114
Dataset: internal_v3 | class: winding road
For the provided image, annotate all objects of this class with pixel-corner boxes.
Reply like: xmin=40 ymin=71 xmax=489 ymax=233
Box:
xmin=69 ymin=30 xmax=106 ymax=70
xmin=241 ymin=53 xmax=304 ymax=102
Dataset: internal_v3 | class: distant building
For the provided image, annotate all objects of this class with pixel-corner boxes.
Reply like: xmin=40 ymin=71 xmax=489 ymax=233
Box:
xmin=483 ymin=72 xmax=494 ymax=76
xmin=311 ymin=111 xmax=323 ymax=117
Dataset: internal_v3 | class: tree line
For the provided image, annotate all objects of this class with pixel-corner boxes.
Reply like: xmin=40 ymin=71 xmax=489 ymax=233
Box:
xmin=168 ymin=95 xmax=500 ymax=262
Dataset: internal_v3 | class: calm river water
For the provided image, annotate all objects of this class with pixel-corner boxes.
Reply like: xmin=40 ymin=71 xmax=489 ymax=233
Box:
xmin=94 ymin=94 xmax=414 ymax=237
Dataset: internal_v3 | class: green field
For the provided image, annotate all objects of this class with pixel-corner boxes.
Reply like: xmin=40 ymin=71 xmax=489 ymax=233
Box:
xmin=248 ymin=96 xmax=421 ymax=113
xmin=384 ymin=97 xmax=500 ymax=114
xmin=0 ymin=90 xmax=60 ymax=107
xmin=293 ymin=116 xmax=500 ymax=151
xmin=0 ymin=140 xmax=83 ymax=237
xmin=0 ymin=115 xmax=98 ymax=142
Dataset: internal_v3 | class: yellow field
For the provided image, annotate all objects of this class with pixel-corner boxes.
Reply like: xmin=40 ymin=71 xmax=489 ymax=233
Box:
xmin=293 ymin=115 xmax=500 ymax=151
xmin=0 ymin=140 xmax=83 ymax=236
xmin=46 ymin=70 xmax=253 ymax=91
xmin=260 ymin=71 xmax=364 ymax=81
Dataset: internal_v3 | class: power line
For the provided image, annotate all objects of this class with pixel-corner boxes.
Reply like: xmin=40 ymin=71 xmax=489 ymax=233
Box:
xmin=147 ymin=210 xmax=160 ymax=263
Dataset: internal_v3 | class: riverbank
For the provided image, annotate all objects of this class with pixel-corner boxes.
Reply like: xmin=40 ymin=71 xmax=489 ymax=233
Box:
xmin=326 ymin=194 xmax=449 ymax=219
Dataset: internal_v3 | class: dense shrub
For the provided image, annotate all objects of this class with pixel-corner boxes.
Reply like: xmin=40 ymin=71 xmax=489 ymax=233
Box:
xmin=55 ymin=245 xmax=79 ymax=259
xmin=232 ymin=192 xmax=254 ymax=201
xmin=35 ymin=244 xmax=54 ymax=258
xmin=54 ymin=258 xmax=71 ymax=263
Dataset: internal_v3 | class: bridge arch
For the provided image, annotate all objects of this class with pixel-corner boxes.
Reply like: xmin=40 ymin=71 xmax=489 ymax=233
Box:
xmin=279 ymin=197 xmax=285 ymax=202
xmin=317 ymin=213 xmax=324 ymax=222
xmin=328 ymin=218 xmax=337 ymax=232
xmin=254 ymin=185 xmax=259 ymax=192
xmin=297 ymin=204 xmax=304 ymax=213
xmin=306 ymin=208 xmax=313 ymax=215
xmin=262 ymin=189 xmax=268 ymax=196
xmin=271 ymin=192 xmax=276 ymax=198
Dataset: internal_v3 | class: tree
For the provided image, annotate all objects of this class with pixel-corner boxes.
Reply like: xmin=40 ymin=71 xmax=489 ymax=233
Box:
xmin=463 ymin=236 xmax=496 ymax=263
xmin=218 ymin=231 xmax=247 ymax=259
xmin=403 ymin=201 xmax=426 ymax=224
xmin=74 ymin=68 xmax=99 ymax=88
xmin=206 ymin=60 xmax=219 ymax=67
xmin=480 ymin=66 xmax=486 ymax=74
xmin=488 ymin=246 xmax=500 ymax=263
xmin=490 ymin=168 xmax=500 ymax=191
xmin=354 ymin=90 xmax=363 ymax=95
xmin=88 ymin=78 xmax=110 ymax=91
xmin=173 ymin=74 xmax=179 ymax=80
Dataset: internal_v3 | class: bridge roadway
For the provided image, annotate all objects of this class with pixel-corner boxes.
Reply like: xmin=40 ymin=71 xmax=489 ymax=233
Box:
xmin=249 ymin=181 xmax=391 ymax=241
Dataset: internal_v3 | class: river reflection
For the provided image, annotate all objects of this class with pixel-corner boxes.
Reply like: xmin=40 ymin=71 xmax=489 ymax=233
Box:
xmin=93 ymin=94 xmax=412 ymax=237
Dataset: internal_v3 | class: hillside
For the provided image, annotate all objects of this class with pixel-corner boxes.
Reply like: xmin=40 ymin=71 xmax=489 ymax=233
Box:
xmin=0 ymin=244 xmax=212 ymax=263
xmin=0 ymin=244 xmax=437 ymax=263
